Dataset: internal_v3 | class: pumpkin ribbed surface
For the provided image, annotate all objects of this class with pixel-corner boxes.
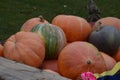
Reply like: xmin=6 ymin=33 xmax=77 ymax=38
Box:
xmin=31 ymin=24 xmax=67 ymax=59
xmin=58 ymin=42 xmax=107 ymax=79
xmin=3 ymin=32 xmax=45 ymax=67
xmin=100 ymin=52 xmax=116 ymax=71
xmin=20 ymin=16 xmax=49 ymax=31
xmin=52 ymin=15 xmax=92 ymax=42
xmin=94 ymin=17 xmax=120 ymax=30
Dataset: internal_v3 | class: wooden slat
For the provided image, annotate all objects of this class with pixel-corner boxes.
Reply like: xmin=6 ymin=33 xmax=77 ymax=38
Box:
xmin=0 ymin=57 xmax=71 ymax=80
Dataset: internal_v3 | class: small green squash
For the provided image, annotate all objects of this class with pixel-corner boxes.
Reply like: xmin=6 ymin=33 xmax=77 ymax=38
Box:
xmin=31 ymin=24 xmax=67 ymax=59
xmin=88 ymin=25 xmax=120 ymax=56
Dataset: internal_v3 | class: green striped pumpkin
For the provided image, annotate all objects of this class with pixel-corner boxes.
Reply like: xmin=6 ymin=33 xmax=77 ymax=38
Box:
xmin=31 ymin=23 xmax=67 ymax=59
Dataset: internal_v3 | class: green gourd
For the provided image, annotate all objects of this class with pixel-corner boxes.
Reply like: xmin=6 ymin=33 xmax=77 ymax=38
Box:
xmin=31 ymin=23 xmax=67 ymax=59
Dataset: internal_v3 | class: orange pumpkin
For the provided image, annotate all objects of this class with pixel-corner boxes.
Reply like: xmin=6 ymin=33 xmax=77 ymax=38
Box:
xmin=0 ymin=44 xmax=3 ymax=56
xmin=100 ymin=52 xmax=116 ymax=71
xmin=52 ymin=15 xmax=92 ymax=42
xmin=94 ymin=17 xmax=120 ymax=30
xmin=3 ymin=32 xmax=45 ymax=67
xmin=113 ymin=47 xmax=120 ymax=62
xmin=58 ymin=42 xmax=107 ymax=79
xmin=41 ymin=59 xmax=58 ymax=72
xmin=20 ymin=16 xmax=49 ymax=31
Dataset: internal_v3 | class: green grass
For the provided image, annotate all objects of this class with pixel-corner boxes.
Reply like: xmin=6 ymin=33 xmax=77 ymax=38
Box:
xmin=0 ymin=0 xmax=120 ymax=40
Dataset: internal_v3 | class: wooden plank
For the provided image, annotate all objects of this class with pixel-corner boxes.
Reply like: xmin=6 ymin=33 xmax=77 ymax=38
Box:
xmin=0 ymin=57 xmax=71 ymax=80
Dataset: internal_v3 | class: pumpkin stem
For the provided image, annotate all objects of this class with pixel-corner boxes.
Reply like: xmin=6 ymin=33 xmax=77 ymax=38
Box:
xmin=87 ymin=60 xmax=91 ymax=72
xmin=95 ymin=21 xmax=103 ymax=31
xmin=87 ymin=60 xmax=91 ymax=65
xmin=38 ymin=15 xmax=44 ymax=22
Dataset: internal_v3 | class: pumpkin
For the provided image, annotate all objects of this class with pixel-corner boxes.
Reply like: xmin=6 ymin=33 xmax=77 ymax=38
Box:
xmin=113 ymin=47 xmax=120 ymax=62
xmin=94 ymin=17 xmax=120 ymax=30
xmin=88 ymin=26 xmax=120 ymax=56
xmin=3 ymin=32 xmax=45 ymax=67
xmin=41 ymin=59 xmax=58 ymax=72
xmin=0 ymin=44 xmax=3 ymax=56
xmin=20 ymin=16 xmax=49 ymax=31
xmin=100 ymin=52 xmax=116 ymax=71
xmin=31 ymin=23 xmax=67 ymax=59
xmin=52 ymin=15 xmax=92 ymax=42
xmin=58 ymin=42 xmax=107 ymax=79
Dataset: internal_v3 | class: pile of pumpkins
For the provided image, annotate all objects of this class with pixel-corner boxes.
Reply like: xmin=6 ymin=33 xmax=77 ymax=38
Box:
xmin=0 ymin=15 xmax=120 ymax=80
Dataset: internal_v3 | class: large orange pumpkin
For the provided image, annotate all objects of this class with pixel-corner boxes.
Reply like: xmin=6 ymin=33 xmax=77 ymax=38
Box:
xmin=52 ymin=15 xmax=92 ymax=42
xmin=41 ymin=59 xmax=58 ymax=72
xmin=3 ymin=32 xmax=45 ymax=67
xmin=58 ymin=42 xmax=107 ymax=79
xmin=20 ymin=16 xmax=49 ymax=31
xmin=100 ymin=52 xmax=116 ymax=71
xmin=94 ymin=17 xmax=120 ymax=30
xmin=0 ymin=44 xmax=3 ymax=56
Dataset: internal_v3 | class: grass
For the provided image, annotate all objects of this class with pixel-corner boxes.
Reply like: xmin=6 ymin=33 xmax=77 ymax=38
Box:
xmin=0 ymin=0 xmax=120 ymax=41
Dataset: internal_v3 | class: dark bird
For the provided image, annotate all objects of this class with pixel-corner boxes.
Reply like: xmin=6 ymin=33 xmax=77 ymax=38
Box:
xmin=87 ymin=0 xmax=101 ymax=22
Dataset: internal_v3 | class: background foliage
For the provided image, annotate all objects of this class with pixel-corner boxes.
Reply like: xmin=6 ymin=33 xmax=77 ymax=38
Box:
xmin=0 ymin=0 xmax=120 ymax=40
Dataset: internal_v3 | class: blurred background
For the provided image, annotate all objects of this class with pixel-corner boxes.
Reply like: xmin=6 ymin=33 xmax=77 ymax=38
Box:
xmin=0 ymin=0 xmax=120 ymax=40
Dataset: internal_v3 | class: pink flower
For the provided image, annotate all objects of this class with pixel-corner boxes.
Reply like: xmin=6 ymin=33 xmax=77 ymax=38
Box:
xmin=81 ymin=72 xmax=97 ymax=80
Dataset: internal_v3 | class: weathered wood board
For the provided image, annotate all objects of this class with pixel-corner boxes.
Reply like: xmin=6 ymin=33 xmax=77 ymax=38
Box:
xmin=0 ymin=57 xmax=71 ymax=80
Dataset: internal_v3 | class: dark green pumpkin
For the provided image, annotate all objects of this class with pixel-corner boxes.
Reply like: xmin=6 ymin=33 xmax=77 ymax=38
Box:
xmin=31 ymin=23 xmax=67 ymax=59
xmin=88 ymin=26 xmax=120 ymax=56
